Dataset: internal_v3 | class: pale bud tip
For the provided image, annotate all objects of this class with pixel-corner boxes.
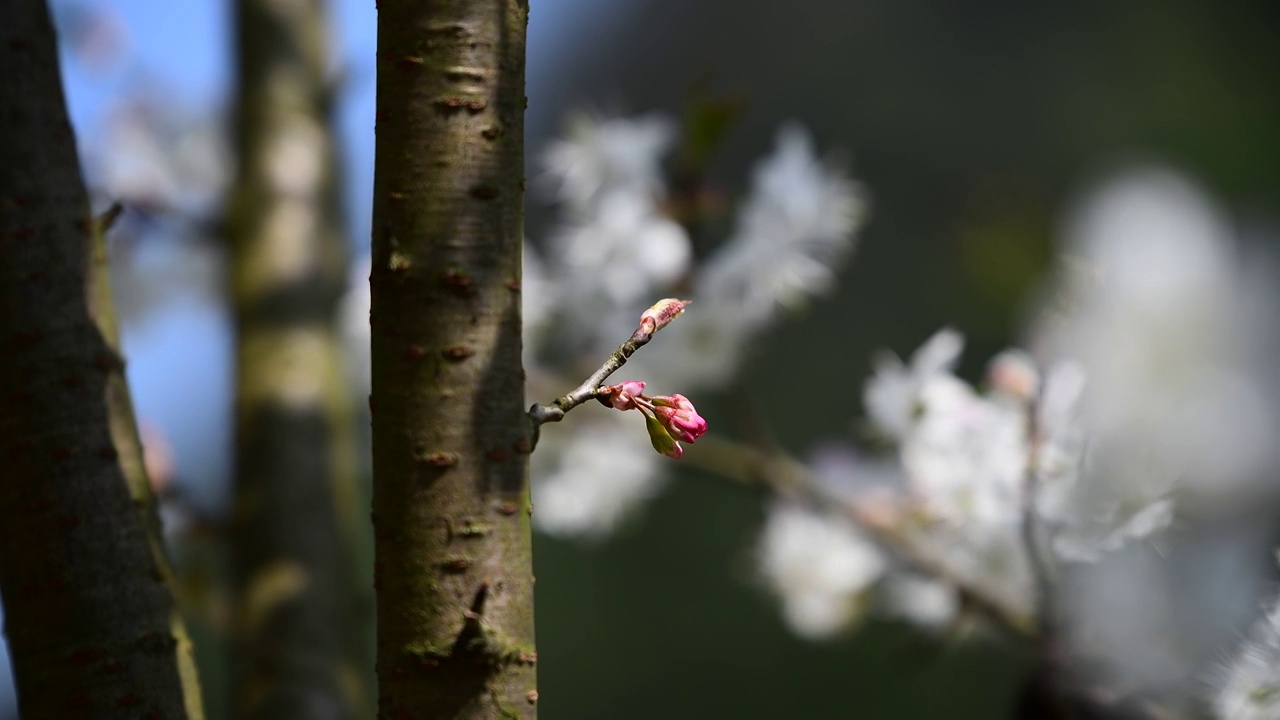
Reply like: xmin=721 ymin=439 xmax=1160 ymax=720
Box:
xmin=638 ymin=298 xmax=691 ymax=335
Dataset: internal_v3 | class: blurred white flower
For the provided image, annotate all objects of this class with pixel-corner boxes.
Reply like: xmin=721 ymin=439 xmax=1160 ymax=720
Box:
xmin=1027 ymin=360 xmax=1154 ymax=563
xmin=870 ymin=330 xmax=1027 ymax=526
xmin=879 ymin=573 xmax=959 ymax=631
xmin=902 ymin=372 xmax=1027 ymax=525
xmin=863 ymin=328 xmax=964 ymax=440
xmin=758 ymin=501 xmax=886 ymax=640
xmin=1029 ymin=168 xmax=1280 ymax=519
xmin=1033 ymin=361 xmax=1087 ymax=520
xmin=698 ymin=124 xmax=865 ymax=326
xmin=549 ymin=189 xmax=692 ymax=311
xmin=1216 ymin=597 xmax=1280 ymax=720
xmin=537 ymin=112 xmax=693 ymax=356
xmin=530 ymin=410 xmax=663 ymax=537
xmin=540 ymin=111 xmax=676 ymax=214
xmin=1023 ymin=168 xmax=1280 ymax=710
xmin=857 ymin=331 xmax=1044 ymax=619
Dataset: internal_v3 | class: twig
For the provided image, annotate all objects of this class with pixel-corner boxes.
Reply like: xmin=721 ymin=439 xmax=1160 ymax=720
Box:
xmin=93 ymin=201 xmax=125 ymax=236
xmin=526 ymin=325 xmax=654 ymax=429
xmin=527 ymin=299 xmax=689 ymax=449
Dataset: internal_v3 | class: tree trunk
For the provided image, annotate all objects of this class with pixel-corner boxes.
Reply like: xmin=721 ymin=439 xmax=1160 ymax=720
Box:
xmin=370 ymin=2 xmax=536 ymax=718
xmin=0 ymin=1 xmax=204 ymax=717
xmin=226 ymin=0 xmax=371 ymax=717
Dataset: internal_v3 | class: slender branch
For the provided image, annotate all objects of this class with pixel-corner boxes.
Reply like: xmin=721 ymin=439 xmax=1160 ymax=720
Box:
xmin=527 ymin=298 xmax=691 ymax=445
xmin=527 ymin=326 xmax=653 ymax=430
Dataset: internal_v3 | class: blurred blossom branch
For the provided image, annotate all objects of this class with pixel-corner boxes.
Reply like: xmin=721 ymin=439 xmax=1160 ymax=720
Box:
xmin=686 ymin=435 xmax=1038 ymax=638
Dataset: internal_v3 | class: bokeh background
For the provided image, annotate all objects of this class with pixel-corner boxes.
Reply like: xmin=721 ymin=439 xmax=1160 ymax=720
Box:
xmin=6 ymin=0 xmax=1280 ymax=717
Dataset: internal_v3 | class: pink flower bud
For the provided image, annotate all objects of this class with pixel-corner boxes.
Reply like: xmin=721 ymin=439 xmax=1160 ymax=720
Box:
xmin=599 ymin=382 xmax=706 ymax=459
xmin=648 ymin=394 xmax=708 ymax=444
xmin=638 ymin=298 xmax=691 ymax=335
xmin=603 ymin=380 xmax=646 ymax=411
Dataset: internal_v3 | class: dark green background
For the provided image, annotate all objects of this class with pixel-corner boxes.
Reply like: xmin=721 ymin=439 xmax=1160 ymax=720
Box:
xmin=527 ymin=2 xmax=1280 ymax=718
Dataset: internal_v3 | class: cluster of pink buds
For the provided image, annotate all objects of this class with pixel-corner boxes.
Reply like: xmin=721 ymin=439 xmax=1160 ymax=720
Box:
xmin=599 ymin=381 xmax=708 ymax=459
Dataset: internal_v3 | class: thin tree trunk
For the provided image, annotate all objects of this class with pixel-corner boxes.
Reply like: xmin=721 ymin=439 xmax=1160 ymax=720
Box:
xmin=226 ymin=0 xmax=370 ymax=716
xmin=370 ymin=2 xmax=536 ymax=718
xmin=0 ymin=1 xmax=204 ymax=717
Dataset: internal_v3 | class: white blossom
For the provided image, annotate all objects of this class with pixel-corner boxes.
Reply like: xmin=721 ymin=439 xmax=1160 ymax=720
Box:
xmin=758 ymin=501 xmax=886 ymax=640
xmin=698 ymin=124 xmax=865 ymax=327
xmin=863 ymin=328 xmax=964 ymax=440
xmin=858 ymin=331 xmax=1045 ymax=617
xmin=1023 ymin=169 xmax=1280 ymax=710
xmin=482 ymin=114 xmax=875 ymax=542
xmin=901 ymin=372 xmax=1027 ymax=525
xmin=1216 ymin=597 xmax=1280 ymax=720
xmin=867 ymin=330 xmax=1027 ymax=525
